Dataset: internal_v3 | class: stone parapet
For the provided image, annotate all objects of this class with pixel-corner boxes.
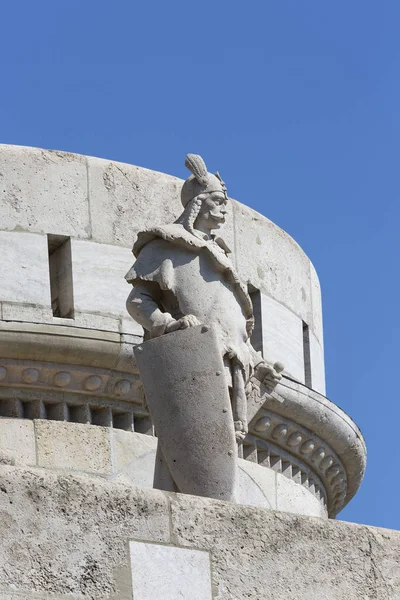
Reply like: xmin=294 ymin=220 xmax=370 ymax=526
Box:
xmin=0 ymin=466 xmax=398 ymax=600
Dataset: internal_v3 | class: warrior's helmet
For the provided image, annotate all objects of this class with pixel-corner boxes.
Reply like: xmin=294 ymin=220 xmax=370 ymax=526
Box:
xmin=181 ymin=154 xmax=227 ymax=207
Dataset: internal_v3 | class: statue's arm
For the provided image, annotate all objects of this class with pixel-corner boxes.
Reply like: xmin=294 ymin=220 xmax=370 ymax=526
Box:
xmin=126 ymin=281 xmax=176 ymax=337
xmin=126 ymin=281 xmax=201 ymax=338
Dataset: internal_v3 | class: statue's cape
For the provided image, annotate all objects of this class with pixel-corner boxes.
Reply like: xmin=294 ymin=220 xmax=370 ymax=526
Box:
xmin=125 ymin=224 xmax=254 ymax=329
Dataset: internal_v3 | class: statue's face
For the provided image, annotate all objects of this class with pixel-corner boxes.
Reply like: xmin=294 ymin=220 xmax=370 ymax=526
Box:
xmin=196 ymin=192 xmax=228 ymax=232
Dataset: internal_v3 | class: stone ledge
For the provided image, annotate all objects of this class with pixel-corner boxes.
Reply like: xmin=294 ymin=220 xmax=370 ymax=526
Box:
xmin=0 ymin=466 xmax=398 ymax=600
xmin=0 ymin=420 xmax=326 ymax=518
xmin=0 ymin=321 xmax=142 ymax=371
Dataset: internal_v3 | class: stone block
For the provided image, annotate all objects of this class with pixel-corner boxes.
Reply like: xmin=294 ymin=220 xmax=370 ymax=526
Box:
xmin=130 ymin=542 xmax=212 ymax=600
xmin=237 ymin=458 xmax=276 ymax=509
xmin=54 ymin=311 xmax=121 ymax=333
xmin=0 ymin=468 xmax=399 ymax=599
xmin=0 ymin=321 xmax=122 ymax=370
xmin=310 ymin=260 xmax=324 ymax=343
xmin=232 ymin=200 xmax=314 ymax=328
xmin=259 ymin=292 xmax=304 ymax=381
xmin=1 ymin=302 xmax=53 ymax=324
xmin=0 ymin=419 xmax=36 ymax=466
xmin=0 ymin=144 xmax=90 ymax=238
xmin=35 ymin=420 xmax=112 ymax=475
xmin=111 ymin=429 xmax=157 ymax=488
xmin=309 ymin=329 xmax=326 ymax=395
xmin=71 ymin=239 xmax=132 ymax=318
xmin=0 ymin=231 xmax=51 ymax=307
xmin=87 ymin=156 xmax=182 ymax=247
xmin=276 ymin=471 xmax=326 ymax=518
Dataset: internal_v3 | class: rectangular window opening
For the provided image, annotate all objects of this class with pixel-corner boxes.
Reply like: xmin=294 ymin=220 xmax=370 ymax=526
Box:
xmin=47 ymin=234 xmax=75 ymax=319
xmin=302 ymin=321 xmax=312 ymax=388
xmin=248 ymin=284 xmax=263 ymax=355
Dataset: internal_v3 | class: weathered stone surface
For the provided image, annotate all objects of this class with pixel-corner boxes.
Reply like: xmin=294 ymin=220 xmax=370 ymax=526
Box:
xmin=237 ymin=458 xmax=276 ymax=509
xmin=275 ymin=472 xmax=325 ymax=517
xmin=170 ymin=492 xmax=400 ymax=600
xmin=0 ymin=419 xmax=36 ymax=466
xmin=260 ymin=292 xmax=304 ymax=383
xmin=71 ymin=239 xmax=132 ymax=318
xmin=87 ymin=156 xmax=182 ymax=247
xmin=112 ymin=430 xmax=157 ymax=488
xmin=0 ymin=231 xmax=51 ymax=308
xmin=0 ymin=145 xmax=90 ymax=238
xmin=0 ymin=469 xmax=398 ymax=600
xmin=1 ymin=302 xmax=53 ymax=324
xmin=0 ymin=466 xmax=170 ymax=599
xmin=35 ymin=420 xmax=112 ymax=474
xmin=130 ymin=542 xmax=212 ymax=600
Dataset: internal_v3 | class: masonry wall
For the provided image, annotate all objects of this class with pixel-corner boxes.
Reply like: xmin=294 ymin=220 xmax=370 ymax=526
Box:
xmin=0 ymin=466 xmax=399 ymax=600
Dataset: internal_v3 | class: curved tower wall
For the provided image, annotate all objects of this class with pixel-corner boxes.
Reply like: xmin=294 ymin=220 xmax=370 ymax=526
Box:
xmin=0 ymin=144 xmax=325 ymax=393
xmin=0 ymin=144 xmax=365 ymax=521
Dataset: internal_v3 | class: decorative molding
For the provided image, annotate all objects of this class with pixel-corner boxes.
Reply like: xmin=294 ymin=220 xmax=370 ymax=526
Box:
xmin=248 ymin=408 xmax=347 ymax=516
xmin=0 ymin=358 xmax=151 ymax=434
xmin=240 ymin=434 xmax=328 ymax=509
xmin=0 ymin=358 xmax=144 ymax=399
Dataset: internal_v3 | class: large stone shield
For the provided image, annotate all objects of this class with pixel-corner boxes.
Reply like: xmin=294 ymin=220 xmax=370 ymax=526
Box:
xmin=134 ymin=325 xmax=236 ymax=501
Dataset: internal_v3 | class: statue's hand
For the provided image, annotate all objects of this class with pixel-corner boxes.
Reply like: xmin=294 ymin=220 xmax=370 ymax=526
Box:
xmin=234 ymin=420 xmax=248 ymax=441
xmin=255 ymin=361 xmax=285 ymax=390
xmin=164 ymin=314 xmax=201 ymax=334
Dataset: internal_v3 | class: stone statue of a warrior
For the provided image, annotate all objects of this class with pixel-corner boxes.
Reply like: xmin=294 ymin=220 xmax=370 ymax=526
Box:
xmin=125 ymin=154 xmax=283 ymax=500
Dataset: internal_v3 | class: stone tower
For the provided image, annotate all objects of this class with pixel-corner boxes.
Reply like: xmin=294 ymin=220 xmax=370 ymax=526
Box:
xmin=0 ymin=144 xmax=398 ymax=600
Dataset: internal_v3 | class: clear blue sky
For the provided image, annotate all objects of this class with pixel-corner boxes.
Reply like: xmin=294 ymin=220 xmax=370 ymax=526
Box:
xmin=1 ymin=2 xmax=399 ymax=530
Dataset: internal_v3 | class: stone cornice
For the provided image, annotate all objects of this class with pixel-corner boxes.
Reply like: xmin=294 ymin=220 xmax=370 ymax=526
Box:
xmin=0 ymin=358 xmax=151 ymax=433
xmin=242 ymin=433 xmax=328 ymax=510
xmin=248 ymin=408 xmax=345 ymax=516
xmin=248 ymin=376 xmax=366 ymax=517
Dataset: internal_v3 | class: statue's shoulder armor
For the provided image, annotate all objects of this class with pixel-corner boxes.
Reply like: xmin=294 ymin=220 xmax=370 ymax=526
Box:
xmin=133 ymin=224 xmax=200 ymax=257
